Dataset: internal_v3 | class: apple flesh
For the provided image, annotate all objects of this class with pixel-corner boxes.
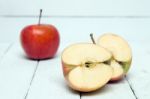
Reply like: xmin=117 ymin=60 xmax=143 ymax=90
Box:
xmin=110 ymin=60 xmax=124 ymax=81
xmin=20 ymin=24 xmax=60 ymax=59
xmin=97 ymin=33 xmax=132 ymax=81
xmin=61 ymin=43 xmax=113 ymax=92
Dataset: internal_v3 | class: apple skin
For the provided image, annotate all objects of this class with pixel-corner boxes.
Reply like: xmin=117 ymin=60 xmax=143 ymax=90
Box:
xmin=62 ymin=61 xmax=78 ymax=76
xmin=20 ymin=24 xmax=60 ymax=59
xmin=123 ymin=60 xmax=132 ymax=74
xmin=62 ymin=61 xmax=78 ymax=91
xmin=62 ymin=61 xmax=71 ymax=76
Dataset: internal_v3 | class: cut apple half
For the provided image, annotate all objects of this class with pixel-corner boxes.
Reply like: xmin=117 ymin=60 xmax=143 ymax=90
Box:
xmin=61 ymin=43 xmax=113 ymax=92
xmin=97 ymin=33 xmax=132 ymax=81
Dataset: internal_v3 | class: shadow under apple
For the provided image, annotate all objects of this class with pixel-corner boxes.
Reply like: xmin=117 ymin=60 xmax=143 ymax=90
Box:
xmin=81 ymin=78 xmax=126 ymax=97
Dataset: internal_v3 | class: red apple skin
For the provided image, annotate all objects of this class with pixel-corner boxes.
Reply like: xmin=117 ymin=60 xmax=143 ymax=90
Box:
xmin=62 ymin=61 xmax=77 ymax=77
xmin=62 ymin=61 xmax=70 ymax=76
xmin=62 ymin=61 xmax=85 ymax=92
xmin=20 ymin=24 xmax=60 ymax=59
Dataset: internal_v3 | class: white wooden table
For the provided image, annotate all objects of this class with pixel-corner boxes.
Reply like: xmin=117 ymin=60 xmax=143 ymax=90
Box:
xmin=0 ymin=0 xmax=150 ymax=99
xmin=0 ymin=17 xmax=150 ymax=99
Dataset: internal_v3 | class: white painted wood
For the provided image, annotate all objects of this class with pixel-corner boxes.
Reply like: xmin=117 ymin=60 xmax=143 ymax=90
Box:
xmin=0 ymin=17 xmax=150 ymax=43
xmin=0 ymin=0 xmax=150 ymax=16
xmin=0 ymin=17 xmax=150 ymax=99
xmin=125 ymin=42 xmax=150 ymax=99
xmin=0 ymin=43 xmax=38 ymax=99
xmin=26 ymin=57 xmax=80 ymax=99
xmin=82 ymin=79 xmax=136 ymax=99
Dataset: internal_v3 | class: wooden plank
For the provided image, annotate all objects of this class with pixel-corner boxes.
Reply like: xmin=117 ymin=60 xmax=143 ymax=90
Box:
xmin=26 ymin=57 xmax=80 ymax=99
xmin=25 ymin=43 xmax=141 ymax=99
xmin=0 ymin=43 xmax=38 ymax=99
xmin=0 ymin=17 xmax=150 ymax=99
xmin=82 ymin=79 xmax=136 ymax=99
xmin=0 ymin=0 xmax=150 ymax=16
xmin=125 ymin=42 xmax=150 ymax=99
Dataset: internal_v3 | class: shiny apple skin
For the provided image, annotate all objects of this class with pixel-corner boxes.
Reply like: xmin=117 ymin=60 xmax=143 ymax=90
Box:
xmin=20 ymin=24 xmax=60 ymax=59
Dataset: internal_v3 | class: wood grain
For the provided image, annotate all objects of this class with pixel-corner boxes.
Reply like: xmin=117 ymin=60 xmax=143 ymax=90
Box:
xmin=26 ymin=57 xmax=80 ymax=99
xmin=0 ymin=17 xmax=150 ymax=99
xmin=125 ymin=42 xmax=150 ymax=99
xmin=81 ymin=79 xmax=136 ymax=99
xmin=0 ymin=43 xmax=10 ymax=59
xmin=0 ymin=43 xmax=38 ymax=99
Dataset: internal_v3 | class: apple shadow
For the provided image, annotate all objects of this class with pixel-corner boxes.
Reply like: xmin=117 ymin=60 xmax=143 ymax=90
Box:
xmin=64 ymin=81 xmax=118 ymax=96
xmin=65 ymin=83 xmax=81 ymax=95
xmin=60 ymin=80 xmax=79 ymax=95
xmin=125 ymin=73 xmax=132 ymax=79
xmin=81 ymin=78 xmax=127 ymax=97
xmin=52 ymin=74 xmax=127 ymax=97
xmin=81 ymin=85 xmax=111 ymax=96
xmin=51 ymin=77 xmax=80 ymax=95
xmin=108 ymin=78 xmax=123 ymax=84
xmin=19 ymin=51 xmax=61 ymax=61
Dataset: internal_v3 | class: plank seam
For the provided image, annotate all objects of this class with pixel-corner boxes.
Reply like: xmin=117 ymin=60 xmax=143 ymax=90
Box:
xmin=1 ymin=15 xmax=150 ymax=19
xmin=24 ymin=60 xmax=40 ymax=99
xmin=125 ymin=77 xmax=138 ymax=99
xmin=0 ymin=43 xmax=13 ymax=61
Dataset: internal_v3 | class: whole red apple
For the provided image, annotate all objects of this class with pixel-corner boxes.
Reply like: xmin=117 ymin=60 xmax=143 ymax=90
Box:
xmin=20 ymin=10 xmax=60 ymax=60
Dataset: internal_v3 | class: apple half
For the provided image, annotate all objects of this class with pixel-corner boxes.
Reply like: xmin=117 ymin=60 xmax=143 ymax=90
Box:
xmin=97 ymin=33 xmax=132 ymax=81
xmin=61 ymin=43 xmax=113 ymax=92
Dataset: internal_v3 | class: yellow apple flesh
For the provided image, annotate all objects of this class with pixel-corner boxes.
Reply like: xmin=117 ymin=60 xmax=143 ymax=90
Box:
xmin=61 ymin=43 xmax=113 ymax=92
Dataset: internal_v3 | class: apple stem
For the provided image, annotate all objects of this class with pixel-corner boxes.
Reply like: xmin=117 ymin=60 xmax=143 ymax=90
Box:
xmin=38 ymin=9 xmax=42 ymax=25
xmin=90 ymin=33 xmax=96 ymax=44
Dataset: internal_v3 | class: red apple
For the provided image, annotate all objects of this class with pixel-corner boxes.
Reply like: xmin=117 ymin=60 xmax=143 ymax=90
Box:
xmin=20 ymin=9 xmax=60 ymax=59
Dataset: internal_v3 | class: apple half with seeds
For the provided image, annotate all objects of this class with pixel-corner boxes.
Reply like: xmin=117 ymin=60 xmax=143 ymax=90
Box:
xmin=97 ymin=33 xmax=132 ymax=81
xmin=61 ymin=43 xmax=113 ymax=92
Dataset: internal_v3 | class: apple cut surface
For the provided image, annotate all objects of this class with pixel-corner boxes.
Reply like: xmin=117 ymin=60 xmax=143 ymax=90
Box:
xmin=110 ymin=60 xmax=124 ymax=81
xmin=62 ymin=43 xmax=112 ymax=65
xmin=97 ymin=33 xmax=132 ymax=81
xmin=98 ymin=33 xmax=132 ymax=62
xmin=68 ymin=64 xmax=113 ymax=92
xmin=62 ymin=43 xmax=113 ymax=92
